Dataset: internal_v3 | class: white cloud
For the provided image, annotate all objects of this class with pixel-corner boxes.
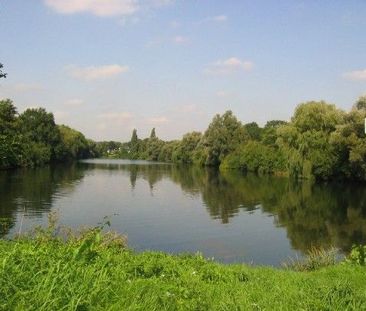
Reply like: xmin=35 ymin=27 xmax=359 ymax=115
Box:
xmin=44 ymin=0 xmax=174 ymax=17
xmin=173 ymin=36 xmax=190 ymax=45
xmin=204 ymin=57 xmax=254 ymax=75
xmin=44 ymin=0 xmax=139 ymax=17
xmin=64 ymin=98 xmax=84 ymax=106
xmin=67 ymin=64 xmax=129 ymax=81
xmin=148 ymin=116 xmax=169 ymax=125
xmin=343 ymin=69 xmax=366 ymax=81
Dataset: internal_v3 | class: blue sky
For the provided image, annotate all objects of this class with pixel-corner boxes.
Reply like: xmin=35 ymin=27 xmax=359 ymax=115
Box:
xmin=1 ymin=0 xmax=366 ymax=141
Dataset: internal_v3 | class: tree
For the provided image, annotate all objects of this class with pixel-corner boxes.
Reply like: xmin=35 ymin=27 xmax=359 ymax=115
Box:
xmin=200 ymin=111 xmax=248 ymax=166
xmin=0 ymin=99 xmax=22 ymax=168
xmin=128 ymin=129 xmax=140 ymax=159
xmin=19 ymin=108 xmax=61 ymax=164
xmin=150 ymin=128 xmax=156 ymax=139
xmin=172 ymin=131 xmax=202 ymax=163
xmin=0 ymin=63 xmax=7 ymax=79
xmin=261 ymin=120 xmax=287 ymax=146
xmin=354 ymin=96 xmax=366 ymax=111
xmin=292 ymin=101 xmax=344 ymax=133
xmin=145 ymin=137 xmax=164 ymax=161
xmin=130 ymin=129 xmax=138 ymax=144
xmin=57 ymin=125 xmax=90 ymax=160
xmin=0 ymin=99 xmax=17 ymax=134
xmin=244 ymin=122 xmax=262 ymax=141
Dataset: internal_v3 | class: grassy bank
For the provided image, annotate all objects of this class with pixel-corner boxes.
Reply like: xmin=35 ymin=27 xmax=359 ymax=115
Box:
xmin=1 ymin=227 xmax=366 ymax=310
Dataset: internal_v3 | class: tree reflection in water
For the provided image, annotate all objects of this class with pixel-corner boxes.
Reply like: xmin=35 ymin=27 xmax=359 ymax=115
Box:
xmin=1 ymin=161 xmax=366 ymax=256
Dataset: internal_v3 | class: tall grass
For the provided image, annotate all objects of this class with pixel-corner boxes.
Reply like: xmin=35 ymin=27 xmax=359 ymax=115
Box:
xmin=282 ymin=247 xmax=339 ymax=271
xmin=0 ymin=218 xmax=366 ymax=310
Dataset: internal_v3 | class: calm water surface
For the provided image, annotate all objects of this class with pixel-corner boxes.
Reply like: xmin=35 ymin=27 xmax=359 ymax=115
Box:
xmin=1 ymin=159 xmax=366 ymax=266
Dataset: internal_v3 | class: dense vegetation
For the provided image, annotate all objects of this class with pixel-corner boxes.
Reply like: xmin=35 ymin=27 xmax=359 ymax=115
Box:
xmin=1 ymin=222 xmax=366 ymax=310
xmin=2 ymin=91 xmax=366 ymax=182
xmin=0 ymin=99 xmax=98 ymax=169
xmin=111 ymin=97 xmax=366 ymax=181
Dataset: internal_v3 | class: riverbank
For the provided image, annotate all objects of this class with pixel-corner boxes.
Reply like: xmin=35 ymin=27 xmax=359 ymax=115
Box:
xmin=1 ymin=228 xmax=365 ymax=310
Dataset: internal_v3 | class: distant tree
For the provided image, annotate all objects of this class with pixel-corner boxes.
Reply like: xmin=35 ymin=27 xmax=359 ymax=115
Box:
xmin=0 ymin=63 xmax=7 ymax=79
xmin=158 ymin=140 xmax=180 ymax=162
xmin=261 ymin=120 xmax=287 ymax=146
xmin=129 ymin=129 xmax=140 ymax=159
xmin=150 ymin=128 xmax=156 ymax=139
xmin=355 ymin=96 xmax=366 ymax=111
xmin=200 ymin=111 xmax=248 ymax=166
xmin=244 ymin=122 xmax=262 ymax=141
xmin=0 ymin=99 xmax=17 ymax=133
xmin=0 ymin=99 xmax=22 ymax=168
xmin=145 ymin=138 xmax=164 ymax=161
xmin=172 ymin=131 xmax=202 ymax=163
xmin=57 ymin=125 xmax=90 ymax=160
xmin=264 ymin=120 xmax=287 ymax=128
xmin=275 ymin=101 xmax=345 ymax=179
xmin=292 ymin=101 xmax=344 ymax=133
xmin=130 ymin=129 xmax=138 ymax=144
xmin=19 ymin=108 xmax=61 ymax=164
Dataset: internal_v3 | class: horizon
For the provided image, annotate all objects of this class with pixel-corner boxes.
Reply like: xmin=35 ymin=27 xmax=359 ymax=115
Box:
xmin=1 ymin=0 xmax=365 ymax=141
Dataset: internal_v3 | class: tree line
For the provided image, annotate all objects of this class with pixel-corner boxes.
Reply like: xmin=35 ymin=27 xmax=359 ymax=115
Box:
xmin=114 ymin=97 xmax=366 ymax=181
xmin=2 ymin=93 xmax=366 ymax=181
xmin=0 ymin=99 xmax=98 ymax=169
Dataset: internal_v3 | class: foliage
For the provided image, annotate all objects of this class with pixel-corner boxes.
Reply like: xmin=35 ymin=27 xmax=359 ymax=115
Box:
xmin=94 ymin=141 xmax=124 ymax=158
xmin=3 ymin=96 xmax=366 ymax=181
xmin=172 ymin=131 xmax=202 ymax=163
xmin=244 ymin=122 xmax=262 ymax=141
xmin=57 ymin=125 xmax=94 ymax=160
xmin=282 ymin=247 xmax=338 ymax=271
xmin=86 ymin=97 xmax=366 ymax=182
xmin=221 ymin=141 xmax=286 ymax=174
xmin=199 ymin=111 xmax=248 ymax=166
xmin=0 ymin=63 xmax=6 ymax=79
xmin=346 ymin=245 xmax=366 ymax=266
xmin=0 ymin=100 xmax=96 ymax=169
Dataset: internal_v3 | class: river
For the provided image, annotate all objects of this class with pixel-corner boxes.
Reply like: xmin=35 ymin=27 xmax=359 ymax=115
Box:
xmin=1 ymin=159 xmax=366 ymax=266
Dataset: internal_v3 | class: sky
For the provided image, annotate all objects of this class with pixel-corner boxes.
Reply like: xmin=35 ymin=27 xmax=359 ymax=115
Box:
xmin=0 ymin=0 xmax=366 ymax=141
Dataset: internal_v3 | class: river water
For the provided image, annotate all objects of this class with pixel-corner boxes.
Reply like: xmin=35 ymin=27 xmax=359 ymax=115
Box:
xmin=1 ymin=159 xmax=366 ymax=266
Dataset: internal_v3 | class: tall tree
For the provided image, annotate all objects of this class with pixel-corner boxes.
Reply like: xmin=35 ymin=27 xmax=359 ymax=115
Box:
xmin=150 ymin=128 xmax=156 ymax=139
xmin=19 ymin=108 xmax=61 ymax=164
xmin=129 ymin=129 xmax=140 ymax=159
xmin=0 ymin=99 xmax=22 ymax=169
xmin=200 ymin=110 xmax=248 ymax=166
xmin=130 ymin=129 xmax=138 ymax=144
xmin=0 ymin=99 xmax=17 ymax=134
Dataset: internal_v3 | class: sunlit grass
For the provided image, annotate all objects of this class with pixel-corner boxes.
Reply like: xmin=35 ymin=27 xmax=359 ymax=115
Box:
xmin=1 ymin=218 xmax=366 ymax=310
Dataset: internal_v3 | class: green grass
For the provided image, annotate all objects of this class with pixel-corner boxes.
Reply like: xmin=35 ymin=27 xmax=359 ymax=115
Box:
xmin=1 ymin=226 xmax=366 ymax=310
